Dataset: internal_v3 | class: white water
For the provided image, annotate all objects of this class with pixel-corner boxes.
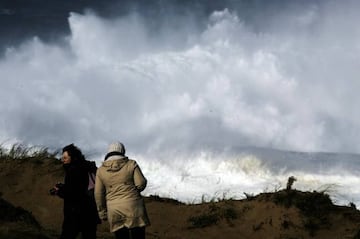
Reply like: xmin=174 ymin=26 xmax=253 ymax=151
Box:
xmin=1 ymin=1 xmax=360 ymax=205
xmin=133 ymin=149 xmax=360 ymax=205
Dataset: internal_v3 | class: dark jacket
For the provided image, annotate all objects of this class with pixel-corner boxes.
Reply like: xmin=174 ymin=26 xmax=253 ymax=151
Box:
xmin=59 ymin=160 xmax=100 ymax=225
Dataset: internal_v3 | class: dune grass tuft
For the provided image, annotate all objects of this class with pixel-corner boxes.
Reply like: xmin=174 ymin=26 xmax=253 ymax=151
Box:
xmin=187 ymin=202 xmax=238 ymax=228
xmin=0 ymin=143 xmax=59 ymax=164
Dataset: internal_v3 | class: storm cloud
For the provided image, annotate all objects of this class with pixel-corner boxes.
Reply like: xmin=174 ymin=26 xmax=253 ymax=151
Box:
xmin=1 ymin=0 xmax=360 ymax=156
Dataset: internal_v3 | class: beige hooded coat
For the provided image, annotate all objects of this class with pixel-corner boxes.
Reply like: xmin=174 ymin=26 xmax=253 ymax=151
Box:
xmin=94 ymin=154 xmax=150 ymax=232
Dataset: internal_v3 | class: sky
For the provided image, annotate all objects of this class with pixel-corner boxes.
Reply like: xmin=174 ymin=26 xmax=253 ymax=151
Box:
xmin=1 ymin=0 xmax=360 ymax=203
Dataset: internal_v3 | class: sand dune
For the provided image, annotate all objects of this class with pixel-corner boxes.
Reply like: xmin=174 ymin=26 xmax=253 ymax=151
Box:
xmin=0 ymin=156 xmax=359 ymax=239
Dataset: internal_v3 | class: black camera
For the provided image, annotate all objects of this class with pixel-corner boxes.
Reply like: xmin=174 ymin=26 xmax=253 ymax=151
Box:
xmin=49 ymin=188 xmax=57 ymax=195
xmin=49 ymin=183 xmax=64 ymax=195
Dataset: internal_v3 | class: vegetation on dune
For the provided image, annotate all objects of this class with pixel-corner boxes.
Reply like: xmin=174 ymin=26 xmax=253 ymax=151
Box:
xmin=251 ymin=176 xmax=360 ymax=237
xmin=187 ymin=201 xmax=238 ymax=228
xmin=0 ymin=194 xmax=53 ymax=239
xmin=0 ymin=143 xmax=60 ymax=164
xmin=272 ymin=189 xmax=333 ymax=236
xmin=0 ymin=195 xmax=40 ymax=227
xmin=0 ymin=144 xmax=62 ymax=239
xmin=146 ymin=195 xmax=184 ymax=205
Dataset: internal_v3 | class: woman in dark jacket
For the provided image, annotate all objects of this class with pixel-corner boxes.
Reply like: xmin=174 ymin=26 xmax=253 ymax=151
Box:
xmin=52 ymin=144 xmax=100 ymax=239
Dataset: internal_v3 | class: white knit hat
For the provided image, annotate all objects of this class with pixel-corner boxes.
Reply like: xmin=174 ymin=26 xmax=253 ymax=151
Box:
xmin=108 ymin=141 xmax=126 ymax=155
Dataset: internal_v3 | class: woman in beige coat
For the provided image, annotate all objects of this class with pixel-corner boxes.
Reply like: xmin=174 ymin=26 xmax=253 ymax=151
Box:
xmin=94 ymin=141 xmax=150 ymax=239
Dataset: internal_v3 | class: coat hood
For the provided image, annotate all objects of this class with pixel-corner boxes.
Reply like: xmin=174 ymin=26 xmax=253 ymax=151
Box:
xmin=102 ymin=156 xmax=129 ymax=172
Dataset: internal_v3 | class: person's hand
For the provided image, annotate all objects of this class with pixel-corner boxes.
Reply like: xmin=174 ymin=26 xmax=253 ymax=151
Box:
xmin=100 ymin=212 xmax=107 ymax=222
xmin=49 ymin=182 xmax=65 ymax=197
xmin=49 ymin=187 xmax=59 ymax=195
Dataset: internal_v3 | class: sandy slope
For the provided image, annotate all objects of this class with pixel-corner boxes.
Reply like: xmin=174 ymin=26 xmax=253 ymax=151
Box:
xmin=0 ymin=157 xmax=359 ymax=239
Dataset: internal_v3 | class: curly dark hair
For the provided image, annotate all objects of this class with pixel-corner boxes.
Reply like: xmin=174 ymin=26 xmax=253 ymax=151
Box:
xmin=62 ymin=143 xmax=85 ymax=163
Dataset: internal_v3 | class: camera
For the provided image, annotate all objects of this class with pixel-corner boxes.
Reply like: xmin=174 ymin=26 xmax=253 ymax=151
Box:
xmin=49 ymin=188 xmax=57 ymax=195
xmin=49 ymin=183 xmax=64 ymax=195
